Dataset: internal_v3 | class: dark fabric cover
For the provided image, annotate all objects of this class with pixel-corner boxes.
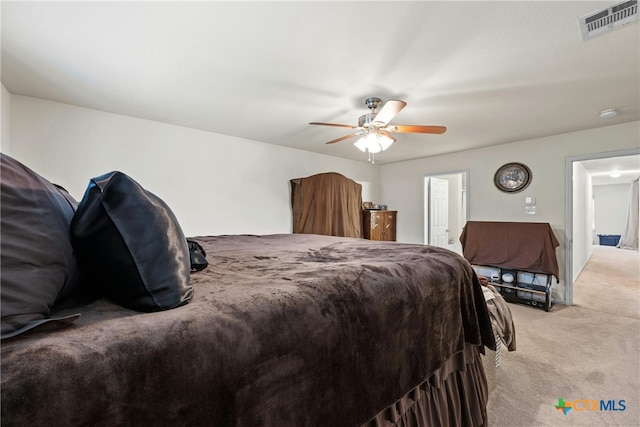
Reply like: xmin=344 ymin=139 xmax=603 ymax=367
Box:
xmin=188 ymin=239 xmax=209 ymax=271
xmin=460 ymin=221 xmax=560 ymax=280
xmin=70 ymin=171 xmax=193 ymax=311
xmin=1 ymin=234 xmax=493 ymax=427
xmin=0 ymin=153 xmax=82 ymax=339
xmin=484 ymin=284 xmax=516 ymax=352
xmin=291 ymin=172 xmax=363 ymax=237
xmin=363 ymin=343 xmax=488 ymax=427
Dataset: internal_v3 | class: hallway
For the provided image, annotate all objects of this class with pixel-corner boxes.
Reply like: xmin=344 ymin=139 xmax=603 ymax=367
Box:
xmin=486 ymin=245 xmax=640 ymax=426
xmin=573 ymin=245 xmax=639 ymax=319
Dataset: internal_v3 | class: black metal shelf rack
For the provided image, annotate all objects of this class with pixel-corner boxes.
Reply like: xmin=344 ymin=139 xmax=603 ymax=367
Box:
xmin=475 ymin=265 xmax=553 ymax=312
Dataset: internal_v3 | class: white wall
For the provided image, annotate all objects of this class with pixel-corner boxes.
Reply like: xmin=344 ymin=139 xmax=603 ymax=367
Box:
xmin=572 ymin=162 xmax=593 ymax=283
xmin=593 ymin=183 xmax=631 ymax=243
xmin=1 ymin=84 xmax=10 ymax=152
xmin=379 ymin=121 xmax=640 ymax=303
xmin=8 ymin=95 xmax=379 ymax=237
xmin=8 ymin=91 xmax=639 ymax=304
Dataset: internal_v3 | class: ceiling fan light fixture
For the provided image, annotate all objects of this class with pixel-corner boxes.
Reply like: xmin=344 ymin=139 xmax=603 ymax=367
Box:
xmin=310 ymin=96 xmax=445 ymax=160
xmin=354 ymin=132 xmax=394 ymax=155
xmin=368 ymin=144 xmax=382 ymax=154
xmin=378 ymin=133 xmax=394 ymax=151
xmin=354 ymin=137 xmax=368 ymax=152
xmin=364 ymin=133 xmax=383 ymax=153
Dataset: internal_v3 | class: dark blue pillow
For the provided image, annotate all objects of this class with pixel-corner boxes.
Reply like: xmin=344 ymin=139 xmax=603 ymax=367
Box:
xmin=71 ymin=171 xmax=193 ymax=311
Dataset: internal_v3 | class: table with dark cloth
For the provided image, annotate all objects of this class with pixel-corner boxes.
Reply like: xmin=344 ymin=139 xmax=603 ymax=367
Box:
xmin=460 ymin=221 xmax=560 ymax=280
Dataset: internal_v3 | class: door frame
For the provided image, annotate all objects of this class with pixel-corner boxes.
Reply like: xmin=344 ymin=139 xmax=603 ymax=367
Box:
xmin=564 ymin=147 xmax=640 ymax=305
xmin=423 ymin=169 xmax=470 ymax=252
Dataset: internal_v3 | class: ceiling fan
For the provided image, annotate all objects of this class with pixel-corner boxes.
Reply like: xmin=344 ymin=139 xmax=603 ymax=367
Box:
xmin=309 ymin=97 xmax=446 ymax=161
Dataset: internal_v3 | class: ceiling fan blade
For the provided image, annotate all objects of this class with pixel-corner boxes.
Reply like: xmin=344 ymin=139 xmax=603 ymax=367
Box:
xmin=325 ymin=133 xmax=360 ymax=144
xmin=392 ymin=125 xmax=447 ymax=134
xmin=379 ymin=130 xmax=396 ymax=144
xmin=309 ymin=122 xmax=355 ymax=129
xmin=372 ymin=100 xmax=407 ymax=125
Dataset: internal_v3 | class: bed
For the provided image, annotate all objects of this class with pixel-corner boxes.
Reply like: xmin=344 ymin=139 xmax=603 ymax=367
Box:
xmin=1 ymin=154 xmax=495 ymax=427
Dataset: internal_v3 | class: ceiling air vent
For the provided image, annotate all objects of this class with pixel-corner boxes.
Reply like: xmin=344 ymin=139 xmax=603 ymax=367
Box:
xmin=580 ymin=0 xmax=638 ymax=40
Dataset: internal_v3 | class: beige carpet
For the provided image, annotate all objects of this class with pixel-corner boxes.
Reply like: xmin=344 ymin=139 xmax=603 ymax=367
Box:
xmin=486 ymin=246 xmax=640 ymax=426
xmin=573 ymin=246 xmax=640 ymax=319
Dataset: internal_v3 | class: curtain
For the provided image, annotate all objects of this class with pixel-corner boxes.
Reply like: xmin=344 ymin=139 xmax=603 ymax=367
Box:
xmin=290 ymin=172 xmax=362 ymax=238
xmin=617 ymin=178 xmax=639 ymax=250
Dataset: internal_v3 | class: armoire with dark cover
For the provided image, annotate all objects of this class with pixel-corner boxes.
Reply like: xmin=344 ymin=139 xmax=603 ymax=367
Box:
xmin=290 ymin=172 xmax=363 ymax=238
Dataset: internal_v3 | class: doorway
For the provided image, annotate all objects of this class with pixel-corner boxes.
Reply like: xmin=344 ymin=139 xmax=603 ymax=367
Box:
xmin=423 ymin=170 xmax=468 ymax=254
xmin=565 ymin=147 xmax=640 ymax=305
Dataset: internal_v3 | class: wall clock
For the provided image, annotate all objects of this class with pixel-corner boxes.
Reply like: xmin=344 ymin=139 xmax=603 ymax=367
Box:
xmin=494 ymin=162 xmax=531 ymax=193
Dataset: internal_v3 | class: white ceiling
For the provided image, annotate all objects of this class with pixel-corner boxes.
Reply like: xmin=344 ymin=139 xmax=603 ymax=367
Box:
xmin=580 ymin=155 xmax=640 ymax=186
xmin=2 ymin=1 xmax=639 ymax=167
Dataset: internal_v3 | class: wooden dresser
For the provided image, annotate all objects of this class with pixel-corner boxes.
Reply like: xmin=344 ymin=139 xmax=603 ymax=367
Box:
xmin=362 ymin=210 xmax=397 ymax=241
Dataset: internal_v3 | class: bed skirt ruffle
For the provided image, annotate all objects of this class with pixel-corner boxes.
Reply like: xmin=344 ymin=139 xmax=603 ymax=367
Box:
xmin=363 ymin=343 xmax=488 ymax=427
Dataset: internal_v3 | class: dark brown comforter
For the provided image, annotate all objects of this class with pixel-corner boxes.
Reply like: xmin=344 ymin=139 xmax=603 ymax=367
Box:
xmin=1 ymin=234 xmax=494 ymax=427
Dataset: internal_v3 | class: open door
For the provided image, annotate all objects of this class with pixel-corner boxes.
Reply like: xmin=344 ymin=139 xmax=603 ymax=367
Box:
xmin=424 ymin=171 xmax=467 ymax=254
xmin=429 ymin=177 xmax=449 ymax=247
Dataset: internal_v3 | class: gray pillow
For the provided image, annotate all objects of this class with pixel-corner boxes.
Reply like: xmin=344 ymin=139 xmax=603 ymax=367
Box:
xmin=1 ymin=153 xmax=81 ymax=339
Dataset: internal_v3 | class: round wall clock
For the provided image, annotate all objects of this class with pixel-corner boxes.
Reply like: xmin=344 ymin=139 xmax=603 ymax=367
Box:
xmin=494 ymin=162 xmax=532 ymax=193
